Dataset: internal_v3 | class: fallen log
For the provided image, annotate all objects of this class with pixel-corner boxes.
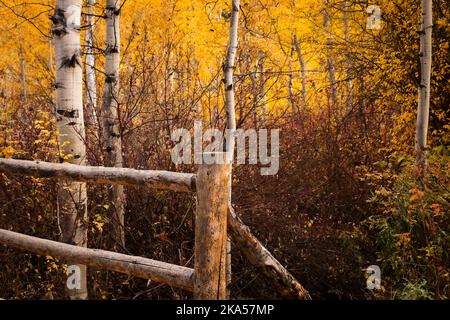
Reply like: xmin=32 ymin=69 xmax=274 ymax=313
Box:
xmin=0 ymin=229 xmax=194 ymax=291
xmin=0 ymin=158 xmax=195 ymax=192
xmin=0 ymin=158 xmax=310 ymax=299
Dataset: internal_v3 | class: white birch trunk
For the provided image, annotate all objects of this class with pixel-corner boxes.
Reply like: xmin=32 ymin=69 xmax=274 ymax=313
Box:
xmin=224 ymin=0 xmax=240 ymax=298
xmin=415 ymin=0 xmax=433 ymax=174
xmin=102 ymin=0 xmax=126 ymax=249
xmin=51 ymin=0 xmax=88 ymax=299
xmin=85 ymin=0 xmax=99 ymax=134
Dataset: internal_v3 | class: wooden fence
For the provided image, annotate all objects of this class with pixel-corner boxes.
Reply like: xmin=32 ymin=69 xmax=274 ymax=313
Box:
xmin=0 ymin=158 xmax=230 ymax=299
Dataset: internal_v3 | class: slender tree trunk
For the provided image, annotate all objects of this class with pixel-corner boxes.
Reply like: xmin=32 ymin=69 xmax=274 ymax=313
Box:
xmin=224 ymin=0 xmax=240 ymax=298
xmin=102 ymin=0 xmax=126 ymax=249
xmin=257 ymin=53 xmax=267 ymax=123
xmin=51 ymin=0 xmax=88 ymax=299
xmin=250 ymin=65 xmax=258 ymax=127
xmin=48 ymin=39 xmax=53 ymax=73
xmin=323 ymin=0 xmax=337 ymax=108
xmin=19 ymin=44 xmax=27 ymax=103
xmin=85 ymin=0 xmax=99 ymax=136
xmin=415 ymin=0 xmax=433 ymax=174
xmin=343 ymin=0 xmax=352 ymax=113
xmin=293 ymin=35 xmax=307 ymax=108
xmin=288 ymin=40 xmax=296 ymax=114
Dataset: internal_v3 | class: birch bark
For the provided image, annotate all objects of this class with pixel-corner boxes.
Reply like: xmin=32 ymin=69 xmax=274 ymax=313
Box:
xmin=51 ymin=0 xmax=88 ymax=299
xmin=102 ymin=0 xmax=126 ymax=249
xmin=415 ymin=0 xmax=433 ymax=174
xmin=85 ymin=0 xmax=99 ymax=134
xmin=224 ymin=0 xmax=240 ymax=298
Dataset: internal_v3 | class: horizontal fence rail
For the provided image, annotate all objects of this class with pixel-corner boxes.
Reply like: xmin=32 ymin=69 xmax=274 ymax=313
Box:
xmin=0 ymin=229 xmax=194 ymax=291
xmin=0 ymin=158 xmax=195 ymax=192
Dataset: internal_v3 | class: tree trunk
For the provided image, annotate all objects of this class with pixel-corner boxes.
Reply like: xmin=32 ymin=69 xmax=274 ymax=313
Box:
xmin=102 ymin=0 xmax=126 ymax=250
xmin=85 ymin=0 xmax=99 ymax=136
xmin=288 ymin=38 xmax=296 ymax=114
xmin=223 ymin=0 xmax=240 ymax=298
xmin=257 ymin=53 xmax=268 ymax=123
xmin=19 ymin=44 xmax=27 ymax=103
xmin=250 ymin=65 xmax=259 ymax=127
xmin=343 ymin=0 xmax=353 ymax=113
xmin=415 ymin=0 xmax=433 ymax=174
xmin=293 ymin=35 xmax=307 ymax=108
xmin=323 ymin=0 xmax=337 ymax=108
xmin=51 ymin=0 xmax=88 ymax=299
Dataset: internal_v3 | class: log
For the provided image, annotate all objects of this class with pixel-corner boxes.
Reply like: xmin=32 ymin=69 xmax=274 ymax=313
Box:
xmin=0 ymin=229 xmax=194 ymax=291
xmin=194 ymin=163 xmax=230 ymax=300
xmin=0 ymin=158 xmax=195 ymax=192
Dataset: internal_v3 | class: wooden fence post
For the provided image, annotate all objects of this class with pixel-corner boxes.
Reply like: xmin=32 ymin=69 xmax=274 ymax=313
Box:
xmin=194 ymin=161 xmax=230 ymax=300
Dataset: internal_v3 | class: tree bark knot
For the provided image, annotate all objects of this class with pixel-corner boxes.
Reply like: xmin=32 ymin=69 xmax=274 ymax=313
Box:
xmin=61 ymin=53 xmax=82 ymax=69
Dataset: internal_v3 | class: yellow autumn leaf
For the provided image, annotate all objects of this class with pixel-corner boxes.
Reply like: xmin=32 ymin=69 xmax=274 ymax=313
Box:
xmin=1 ymin=146 xmax=15 ymax=158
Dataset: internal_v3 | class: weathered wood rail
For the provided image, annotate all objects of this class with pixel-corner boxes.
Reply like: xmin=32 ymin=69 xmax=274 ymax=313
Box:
xmin=0 ymin=157 xmax=310 ymax=300
xmin=0 ymin=229 xmax=194 ymax=291
xmin=0 ymin=158 xmax=195 ymax=192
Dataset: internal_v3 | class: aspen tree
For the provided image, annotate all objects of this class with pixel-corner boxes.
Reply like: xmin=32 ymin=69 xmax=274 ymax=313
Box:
xmin=288 ymin=41 xmax=296 ymax=113
xmin=19 ymin=43 xmax=27 ymax=103
xmin=291 ymin=0 xmax=306 ymax=110
xmin=51 ymin=0 xmax=88 ymax=299
xmin=293 ymin=35 xmax=307 ymax=108
xmin=257 ymin=53 xmax=268 ymax=123
xmin=85 ymin=0 xmax=99 ymax=134
xmin=343 ymin=0 xmax=352 ymax=113
xmin=415 ymin=0 xmax=433 ymax=174
xmin=224 ymin=0 xmax=240 ymax=298
xmin=102 ymin=0 xmax=126 ymax=249
xmin=323 ymin=0 xmax=337 ymax=107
